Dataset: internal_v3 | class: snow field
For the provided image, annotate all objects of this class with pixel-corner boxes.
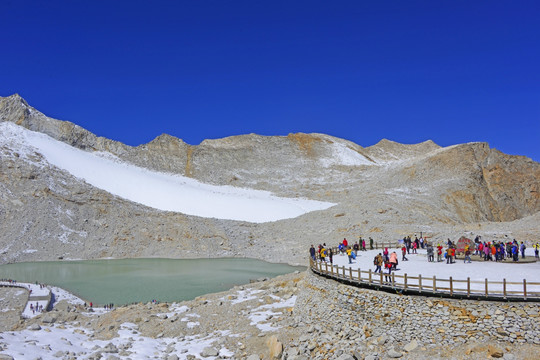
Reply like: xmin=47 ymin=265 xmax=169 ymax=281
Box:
xmin=0 ymin=122 xmax=335 ymax=223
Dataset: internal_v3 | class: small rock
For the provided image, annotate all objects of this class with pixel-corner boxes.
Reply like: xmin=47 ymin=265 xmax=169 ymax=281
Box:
xmin=167 ymin=355 xmax=179 ymax=360
xmin=403 ymin=339 xmax=418 ymax=352
xmin=387 ymin=349 xmax=402 ymax=358
xmin=41 ymin=315 xmax=57 ymax=324
xmin=28 ymin=323 xmax=41 ymax=331
xmin=200 ymin=347 xmax=219 ymax=357
xmin=488 ymin=345 xmax=504 ymax=358
xmin=335 ymin=355 xmax=354 ymax=360
xmin=246 ymin=355 xmax=260 ymax=360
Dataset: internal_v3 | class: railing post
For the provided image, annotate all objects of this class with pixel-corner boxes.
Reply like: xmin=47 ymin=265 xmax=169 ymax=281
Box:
xmin=391 ymin=272 xmax=395 ymax=287
xmin=369 ymin=269 xmax=372 ymax=284
xmin=503 ymin=278 xmax=507 ymax=299
xmin=467 ymin=277 xmax=470 ymax=298
xmin=379 ymin=270 xmax=383 ymax=285
xmin=325 ymin=262 xmax=328 ymax=274
xmin=450 ymin=276 xmax=453 ymax=296
xmin=419 ymin=274 xmax=422 ymax=293
xmin=433 ymin=276 xmax=436 ymax=293
xmin=330 ymin=263 xmax=334 ymax=276
xmin=524 ymin=279 xmax=527 ymax=300
xmin=358 ymin=268 xmax=362 ymax=282
xmin=485 ymin=278 xmax=488 ymax=297
xmin=404 ymin=273 xmax=408 ymax=290
xmin=342 ymin=266 xmax=346 ymax=277
xmin=349 ymin=267 xmax=353 ymax=280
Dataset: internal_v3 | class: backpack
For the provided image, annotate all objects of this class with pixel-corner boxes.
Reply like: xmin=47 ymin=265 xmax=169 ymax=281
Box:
xmin=373 ymin=256 xmax=378 ymax=265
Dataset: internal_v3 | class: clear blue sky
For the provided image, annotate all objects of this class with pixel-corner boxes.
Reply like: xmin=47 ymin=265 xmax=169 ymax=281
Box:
xmin=1 ymin=1 xmax=539 ymax=162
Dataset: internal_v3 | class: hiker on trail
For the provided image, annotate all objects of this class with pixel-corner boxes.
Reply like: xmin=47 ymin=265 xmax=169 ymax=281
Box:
xmin=328 ymin=248 xmax=333 ymax=264
xmin=412 ymin=241 xmax=418 ymax=254
xmin=343 ymin=238 xmax=348 ymax=248
xmin=361 ymin=238 xmax=366 ymax=251
xmin=534 ymin=243 xmax=539 ymax=260
xmin=369 ymin=237 xmax=374 ymax=250
xmin=374 ymin=253 xmax=383 ymax=273
xmin=401 ymin=245 xmax=408 ymax=261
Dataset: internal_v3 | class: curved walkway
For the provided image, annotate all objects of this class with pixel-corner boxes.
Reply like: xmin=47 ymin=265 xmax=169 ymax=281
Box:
xmin=311 ymin=247 xmax=540 ymax=301
xmin=0 ymin=281 xmax=52 ymax=318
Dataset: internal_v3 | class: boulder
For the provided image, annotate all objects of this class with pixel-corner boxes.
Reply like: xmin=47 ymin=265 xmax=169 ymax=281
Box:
xmin=266 ymin=335 xmax=284 ymax=359
xmin=200 ymin=347 xmax=219 ymax=357
xmin=488 ymin=345 xmax=504 ymax=358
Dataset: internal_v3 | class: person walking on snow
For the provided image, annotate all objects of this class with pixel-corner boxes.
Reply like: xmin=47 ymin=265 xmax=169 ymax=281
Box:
xmin=401 ymin=245 xmax=408 ymax=261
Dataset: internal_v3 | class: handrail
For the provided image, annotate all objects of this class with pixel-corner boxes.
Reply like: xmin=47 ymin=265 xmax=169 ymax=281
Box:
xmin=309 ymin=258 xmax=540 ymax=302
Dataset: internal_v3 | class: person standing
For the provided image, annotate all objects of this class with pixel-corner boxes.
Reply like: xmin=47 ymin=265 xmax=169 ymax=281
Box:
xmin=374 ymin=253 xmax=383 ymax=273
xmin=346 ymin=247 xmax=353 ymax=264
xmin=369 ymin=237 xmax=374 ymax=250
xmin=520 ymin=242 xmax=526 ymax=259
xmin=390 ymin=251 xmax=399 ymax=270
xmin=309 ymin=245 xmax=316 ymax=261
xmin=427 ymin=244 xmax=434 ymax=262
xmin=464 ymin=246 xmax=472 ymax=263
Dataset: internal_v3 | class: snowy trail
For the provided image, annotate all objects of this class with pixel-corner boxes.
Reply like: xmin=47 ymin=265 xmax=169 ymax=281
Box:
xmin=327 ymin=247 xmax=540 ymax=295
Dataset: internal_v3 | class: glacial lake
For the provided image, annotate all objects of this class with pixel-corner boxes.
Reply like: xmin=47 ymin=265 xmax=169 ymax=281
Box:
xmin=0 ymin=258 xmax=304 ymax=305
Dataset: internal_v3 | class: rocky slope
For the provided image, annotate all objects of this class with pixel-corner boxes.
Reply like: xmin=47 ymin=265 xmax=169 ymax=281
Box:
xmin=0 ymin=94 xmax=539 ymax=266
xmin=2 ymin=272 xmax=539 ymax=359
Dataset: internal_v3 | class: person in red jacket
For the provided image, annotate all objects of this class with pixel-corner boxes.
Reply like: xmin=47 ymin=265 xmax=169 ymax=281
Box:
xmin=343 ymin=238 xmax=348 ymax=247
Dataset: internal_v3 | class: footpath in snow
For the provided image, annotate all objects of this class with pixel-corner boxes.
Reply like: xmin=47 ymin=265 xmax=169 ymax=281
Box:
xmin=326 ymin=247 xmax=540 ymax=295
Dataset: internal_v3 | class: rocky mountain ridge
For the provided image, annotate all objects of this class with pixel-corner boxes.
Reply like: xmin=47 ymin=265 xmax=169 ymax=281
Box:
xmin=0 ymin=94 xmax=539 ymax=265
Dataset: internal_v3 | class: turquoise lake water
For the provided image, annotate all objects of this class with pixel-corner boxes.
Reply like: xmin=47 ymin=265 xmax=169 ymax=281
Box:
xmin=0 ymin=258 xmax=304 ymax=305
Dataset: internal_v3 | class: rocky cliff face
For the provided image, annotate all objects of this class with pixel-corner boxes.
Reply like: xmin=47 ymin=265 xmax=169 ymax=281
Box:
xmin=1 ymin=94 xmax=539 ymax=265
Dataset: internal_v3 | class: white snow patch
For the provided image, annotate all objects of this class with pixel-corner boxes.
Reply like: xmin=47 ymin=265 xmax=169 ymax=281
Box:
xmin=1 ymin=321 xmax=232 ymax=360
xmin=321 ymin=142 xmax=373 ymax=167
xmin=0 ymin=122 xmax=335 ymax=223
xmin=247 ymin=295 xmax=296 ymax=332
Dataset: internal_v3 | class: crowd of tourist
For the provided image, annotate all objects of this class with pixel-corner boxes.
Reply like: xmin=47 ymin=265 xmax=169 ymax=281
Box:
xmin=310 ymin=235 xmax=540 ymax=272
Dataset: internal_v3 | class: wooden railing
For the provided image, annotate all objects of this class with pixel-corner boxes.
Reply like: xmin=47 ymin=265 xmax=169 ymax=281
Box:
xmin=309 ymin=258 xmax=540 ymax=301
